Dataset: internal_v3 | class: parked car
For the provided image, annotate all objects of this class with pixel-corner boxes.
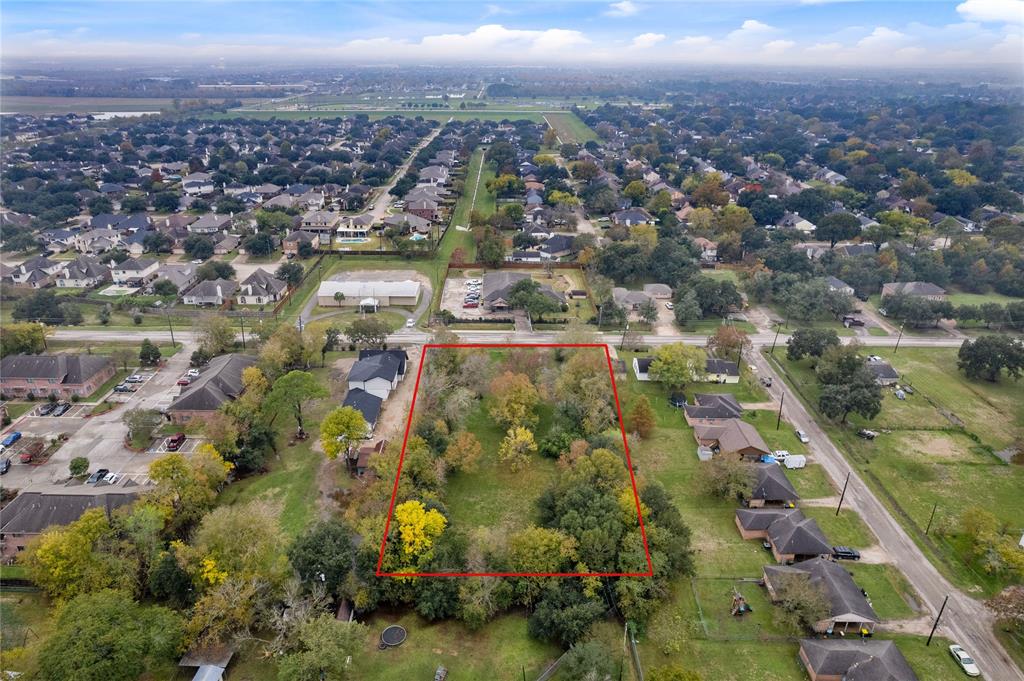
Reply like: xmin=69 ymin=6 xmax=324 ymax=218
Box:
xmin=857 ymin=429 xmax=878 ymax=440
xmin=114 ymin=384 xmax=136 ymax=393
xmin=773 ymin=450 xmax=790 ymax=460
xmin=759 ymin=376 xmax=773 ymax=387
xmin=103 ymin=472 xmax=120 ymax=484
xmin=405 ymin=319 xmax=415 ymax=328
xmin=665 ymin=302 xmax=674 ymax=310
xmin=166 ymin=433 xmax=186 ymax=451
xmin=463 ymin=302 xmax=478 ymax=308
xmin=948 ymin=644 xmax=981 ymax=677
xmin=86 ymin=468 xmax=110 ymax=484
xmin=0 ymin=458 xmax=10 ymax=475
xmin=795 ymin=429 xmax=810 ymax=444
xmin=842 ymin=315 xmax=865 ymax=327
xmin=1 ymin=432 xmax=22 ymax=447
xmin=126 ymin=375 xmax=145 ymax=383
xmin=867 ymin=355 xmax=883 ymax=363
xmin=186 ymin=369 xmax=200 ymax=378
xmin=38 ymin=403 xmax=58 ymax=416
xmin=832 ymin=546 xmax=861 ymax=561
xmin=176 ymin=378 xmax=192 ymax=386
xmin=51 ymin=403 xmax=71 ymax=417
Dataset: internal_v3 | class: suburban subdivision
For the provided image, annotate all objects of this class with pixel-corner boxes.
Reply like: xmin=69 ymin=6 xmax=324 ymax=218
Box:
xmin=1 ymin=6 xmax=1023 ymax=680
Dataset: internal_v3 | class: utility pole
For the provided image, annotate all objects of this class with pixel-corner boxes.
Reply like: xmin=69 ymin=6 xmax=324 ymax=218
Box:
xmin=925 ymin=503 xmax=938 ymax=535
xmin=893 ymin=322 xmax=905 ymax=354
xmin=836 ymin=471 xmax=851 ymax=516
xmin=239 ymin=316 xmax=246 ymax=350
xmin=165 ymin=309 xmax=176 ymax=347
xmin=775 ymin=392 xmax=785 ymax=430
xmin=619 ymin=322 xmax=629 ymax=350
xmin=770 ymin=322 xmax=782 ymax=354
xmin=927 ymin=595 xmax=949 ymax=646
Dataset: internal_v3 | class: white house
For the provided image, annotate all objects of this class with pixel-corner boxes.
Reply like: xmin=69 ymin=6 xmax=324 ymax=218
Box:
xmin=111 ymin=258 xmax=158 ymax=286
xmin=347 ymin=351 xmax=406 ymax=400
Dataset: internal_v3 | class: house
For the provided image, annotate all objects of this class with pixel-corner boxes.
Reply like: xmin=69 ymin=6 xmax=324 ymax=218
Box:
xmin=866 ymin=359 xmax=899 ymax=386
xmin=825 ymin=276 xmax=855 ymax=296
xmin=383 ymin=213 xmax=431 ymax=235
xmin=189 ymin=213 xmax=232 ymax=234
xmin=74 ymin=228 xmax=122 ymax=254
xmin=693 ymin=419 xmax=771 ymax=460
xmin=167 ymin=354 xmax=258 ymax=424
xmin=56 ymin=255 xmax=109 ymax=288
xmin=613 ymin=287 xmax=654 ymax=311
xmin=182 ymin=172 xmax=215 ymax=195
xmin=611 ymin=207 xmax=655 ymax=227
xmin=302 ymin=210 xmax=340 ymax=233
xmin=507 ymin=250 xmax=544 ymax=264
xmin=482 ymin=271 xmax=564 ymax=311
xmin=0 ymin=353 xmax=115 ymax=399
xmin=214 ymin=234 xmax=240 ymax=254
xmin=834 ymin=243 xmax=876 ymax=258
xmin=418 ymin=165 xmax=450 ymax=185
xmin=316 ymin=280 xmax=420 ymax=309
xmin=799 ymin=639 xmax=918 ymax=681
xmin=692 ymin=237 xmax=718 ymax=264
xmin=337 ymin=214 xmax=376 ymax=238
xmin=880 ymin=281 xmax=946 ymax=300
xmin=735 ymin=507 xmax=832 ymax=563
xmin=643 ymin=283 xmax=673 ymax=299
xmin=683 ymin=393 xmax=743 ymax=423
xmin=778 ymin=212 xmax=817 ymax=233
xmin=153 ymin=263 xmax=198 ymax=292
xmin=748 ymin=464 xmax=799 ymax=508
xmin=111 ymin=257 xmax=158 ymax=286
xmin=182 ymin=278 xmax=238 ymax=306
xmin=342 ymin=388 xmax=383 ymax=434
xmin=0 ymin=492 xmax=137 ymax=558
xmin=236 ymin=270 xmax=287 ymax=305
xmin=705 ymin=358 xmax=740 ymax=384
xmin=764 ymin=559 xmax=879 ymax=635
xmin=282 ymin=230 xmax=319 ymax=255
xmin=348 ymin=352 xmax=405 ymax=400
xmin=539 ymin=235 xmax=575 ymax=259
xmin=9 ymin=256 xmax=63 ymax=288
xmin=406 ymin=199 xmax=439 ymax=222
xmin=347 ymin=438 xmax=387 ymax=478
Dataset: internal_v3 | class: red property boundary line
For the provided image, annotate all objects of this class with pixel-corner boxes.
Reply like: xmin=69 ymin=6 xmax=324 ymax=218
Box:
xmin=375 ymin=343 xmax=654 ymax=578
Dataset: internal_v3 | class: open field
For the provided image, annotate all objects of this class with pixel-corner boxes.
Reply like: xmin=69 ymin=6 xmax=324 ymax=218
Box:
xmin=770 ymin=346 xmax=1024 ymax=595
xmin=438 ymin=146 xmax=494 ymax=264
xmin=209 ymin=109 xmax=547 ymax=122
xmin=544 ymin=111 xmax=600 ymax=144
xmin=945 ymin=287 xmax=1023 ymax=307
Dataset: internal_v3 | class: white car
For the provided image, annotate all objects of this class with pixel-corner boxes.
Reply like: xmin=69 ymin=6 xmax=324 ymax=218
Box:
xmin=665 ymin=302 xmax=674 ymax=310
xmin=773 ymin=450 xmax=790 ymax=460
xmin=795 ymin=429 xmax=810 ymax=444
xmin=186 ymin=369 xmax=200 ymax=378
xmin=867 ymin=354 xmax=883 ymax=362
xmin=949 ymin=644 xmax=981 ymax=677
xmin=405 ymin=319 xmax=415 ymax=328
xmin=103 ymin=472 xmax=120 ymax=484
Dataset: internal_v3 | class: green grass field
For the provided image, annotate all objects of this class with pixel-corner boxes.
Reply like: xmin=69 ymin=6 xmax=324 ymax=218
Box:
xmin=543 ymin=112 xmax=600 ymax=144
xmin=438 ymin=146 xmax=495 ymax=263
xmin=769 ymin=346 xmax=1024 ymax=596
xmin=944 ymin=287 xmax=1023 ymax=307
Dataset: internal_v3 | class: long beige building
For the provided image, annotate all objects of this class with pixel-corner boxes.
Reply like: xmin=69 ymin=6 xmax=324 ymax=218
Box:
xmin=317 ymin=280 xmax=420 ymax=309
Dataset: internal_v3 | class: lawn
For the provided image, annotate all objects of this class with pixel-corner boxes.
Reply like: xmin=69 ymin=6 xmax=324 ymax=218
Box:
xmin=680 ymin=318 xmax=759 ymax=335
xmin=2 ymin=402 xmax=36 ymax=420
xmin=85 ymin=369 xmax=131 ymax=400
xmin=769 ymin=347 xmax=1024 ymax=596
xmin=842 ymin=563 xmax=921 ymax=620
xmin=439 ymin=146 xmax=495 ymax=263
xmin=786 ymin=463 xmax=836 ymax=499
xmin=801 ymin=508 xmax=877 ymax=548
xmin=544 ymin=112 xmax=600 ymax=144
xmin=944 ymin=287 xmax=1022 ymax=307
xmin=307 ymin=308 xmax=407 ymax=331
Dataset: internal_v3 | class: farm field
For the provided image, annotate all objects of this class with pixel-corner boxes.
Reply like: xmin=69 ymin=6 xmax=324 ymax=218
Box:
xmin=544 ymin=111 xmax=600 ymax=144
xmin=770 ymin=345 xmax=1024 ymax=595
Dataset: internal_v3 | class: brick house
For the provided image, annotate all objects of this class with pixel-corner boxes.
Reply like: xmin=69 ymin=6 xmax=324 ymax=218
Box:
xmin=0 ymin=354 xmax=115 ymax=399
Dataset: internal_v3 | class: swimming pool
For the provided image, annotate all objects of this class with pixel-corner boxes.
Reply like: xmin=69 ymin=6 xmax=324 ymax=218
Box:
xmin=409 ymin=233 xmax=428 ymax=241
xmin=337 ymin=237 xmax=371 ymax=244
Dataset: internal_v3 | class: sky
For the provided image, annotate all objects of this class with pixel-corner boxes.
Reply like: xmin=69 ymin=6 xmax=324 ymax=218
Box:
xmin=1 ymin=0 xmax=1022 ymax=69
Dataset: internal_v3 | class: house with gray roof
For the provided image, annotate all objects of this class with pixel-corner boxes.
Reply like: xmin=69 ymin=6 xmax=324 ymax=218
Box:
xmin=182 ymin=278 xmax=238 ymax=306
xmin=168 ymin=354 xmax=257 ymax=423
xmin=765 ymin=559 xmax=879 ymax=634
xmin=236 ymin=269 xmax=287 ymax=305
xmin=799 ymin=639 xmax=917 ymax=681
xmin=0 ymin=492 xmax=137 ymax=558
xmin=0 ymin=353 xmax=115 ymax=399
xmin=56 ymin=255 xmax=109 ymax=288
xmin=735 ymin=507 xmax=832 ymax=563
xmin=683 ymin=393 xmax=743 ymax=424
xmin=482 ymin=271 xmax=564 ymax=311
xmin=111 ymin=257 xmax=158 ymax=286
xmin=342 ymin=388 xmax=382 ymax=434
xmin=881 ymin=281 xmax=946 ymax=300
xmin=749 ymin=464 xmax=799 ymax=507
xmin=348 ymin=352 xmax=405 ymax=399
xmin=154 ymin=263 xmax=198 ymax=292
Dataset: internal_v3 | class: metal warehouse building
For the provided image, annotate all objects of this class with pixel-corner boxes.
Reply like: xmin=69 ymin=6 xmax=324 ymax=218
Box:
xmin=317 ymin=280 xmax=421 ymax=309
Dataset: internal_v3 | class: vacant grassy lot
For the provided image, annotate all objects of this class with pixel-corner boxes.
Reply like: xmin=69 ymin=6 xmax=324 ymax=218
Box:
xmin=440 ymin=146 xmax=494 ymax=263
xmin=801 ymin=508 xmax=876 ymax=548
xmin=944 ymin=287 xmax=1022 ymax=307
xmin=770 ymin=346 xmax=1024 ymax=595
xmin=544 ymin=112 xmax=600 ymax=144
xmin=843 ymin=563 xmax=921 ymax=620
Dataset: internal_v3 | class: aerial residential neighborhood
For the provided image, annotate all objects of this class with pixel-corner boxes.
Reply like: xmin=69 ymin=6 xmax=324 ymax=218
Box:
xmin=0 ymin=2 xmax=1022 ymax=681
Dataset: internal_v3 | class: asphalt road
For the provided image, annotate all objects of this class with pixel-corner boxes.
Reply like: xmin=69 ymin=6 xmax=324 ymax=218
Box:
xmin=749 ymin=349 xmax=1024 ymax=681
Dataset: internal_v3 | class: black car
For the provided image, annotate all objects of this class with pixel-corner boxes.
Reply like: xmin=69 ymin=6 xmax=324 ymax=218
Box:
xmin=0 ymin=458 xmax=10 ymax=475
xmin=832 ymin=546 xmax=861 ymax=561
xmin=52 ymin=403 xmax=71 ymax=417
xmin=86 ymin=468 xmax=110 ymax=484
xmin=38 ymin=403 xmax=57 ymax=416
xmin=668 ymin=392 xmax=687 ymax=408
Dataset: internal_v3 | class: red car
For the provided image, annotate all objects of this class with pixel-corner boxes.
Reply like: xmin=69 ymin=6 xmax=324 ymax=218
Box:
xmin=176 ymin=377 xmax=191 ymax=386
xmin=166 ymin=433 xmax=186 ymax=451
xmin=462 ymin=302 xmax=479 ymax=308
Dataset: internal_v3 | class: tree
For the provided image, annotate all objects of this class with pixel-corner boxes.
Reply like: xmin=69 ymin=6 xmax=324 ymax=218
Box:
xmin=0 ymin=321 xmax=47 ymax=357
xmin=527 ymin=582 xmax=604 ymax=646
xmin=672 ymin=290 xmax=702 ymax=329
xmin=699 ymin=457 xmax=756 ymax=500
xmin=243 ymin=232 xmax=276 ymax=257
xmin=196 ymin=260 xmax=236 ymax=282
xmin=197 ymin=313 xmax=235 ymax=354
xmin=488 ymin=371 xmax=540 ymax=429
xmin=149 ymin=446 xmax=232 ymax=534
xmin=639 ymin=298 xmax=659 ymax=326
xmin=11 ymin=289 xmax=64 ymax=324
xmin=152 ymin=191 xmax=180 ymax=213
xmin=201 ymin=411 xmax=240 ymax=458
xmin=818 ymin=368 xmax=882 ymax=424
xmin=770 ymin=572 xmax=831 ymax=632
xmin=345 ymin=317 xmax=390 ymax=348
xmin=20 ymin=507 xmax=121 ymax=600
xmin=707 ymin=325 xmax=750 ymax=363
xmin=477 ymin=233 xmax=506 ymax=268
xmin=60 ymin=302 xmax=84 ymax=325
xmin=139 ymin=338 xmax=162 ymax=366
xmin=816 ymin=212 xmax=861 ymax=248
xmin=650 ymin=343 xmax=708 ymax=390
xmin=394 ymin=500 xmax=447 ymax=558
xmin=288 ymin=520 xmax=354 ymax=595
xmin=958 ymin=336 xmax=1024 ymax=382
xmin=183 ymin=235 xmax=215 ymax=261
xmin=623 ymin=180 xmax=648 ymax=205
xmin=276 ymin=615 xmax=366 ymax=681
xmin=276 ymin=262 xmax=304 ymax=287
xmin=265 ymin=370 xmax=329 ymax=437
xmin=152 ymin=279 xmax=179 ymax=297
xmin=69 ymin=456 xmax=89 ymax=477
xmin=786 ymin=328 xmax=841 ymax=361
xmin=560 ymin=640 xmax=615 ymax=681
xmin=38 ymin=590 xmax=183 ymax=681
xmin=121 ymin=194 xmax=148 ymax=213
xmin=498 ymin=426 xmax=538 ymax=472
xmin=122 ymin=408 xmax=163 ymax=448
xmin=627 ymin=394 xmax=656 ymax=439
xmin=443 ymin=431 xmax=483 ymax=473
xmin=319 ymin=406 xmax=368 ymax=459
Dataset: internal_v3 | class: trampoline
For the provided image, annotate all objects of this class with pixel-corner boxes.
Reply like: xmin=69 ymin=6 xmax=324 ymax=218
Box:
xmin=379 ymin=625 xmax=408 ymax=650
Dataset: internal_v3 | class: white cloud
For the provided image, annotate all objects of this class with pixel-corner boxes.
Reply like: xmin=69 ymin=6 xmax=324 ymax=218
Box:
xmin=763 ymin=39 xmax=796 ymax=52
xmin=605 ymin=1 xmax=640 ymax=17
xmin=856 ymin=26 xmax=906 ymax=48
xmin=483 ymin=4 xmax=513 ymax=18
xmin=956 ymin=0 xmax=1024 ymax=24
xmin=806 ymin=41 xmax=843 ymax=52
xmin=631 ymin=32 xmax=665 ymax=49
xmin=738 ymin=19 xmax=773 ymax=33
xmin=675 ymin=35 xmax=713 ymax=47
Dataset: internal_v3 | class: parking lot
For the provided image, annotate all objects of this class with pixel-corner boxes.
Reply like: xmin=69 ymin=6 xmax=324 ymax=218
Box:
xmin=28 ymin=403 xmax=91 ymax=418
xmin=441 ymin=275 xmax=494 ymax=317
xmin=147 ymin=436 xmax=203 ymax=455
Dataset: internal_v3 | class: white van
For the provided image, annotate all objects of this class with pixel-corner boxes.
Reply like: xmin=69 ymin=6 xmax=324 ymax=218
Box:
xmin=784 ymin=455 xmax=807 ymax=469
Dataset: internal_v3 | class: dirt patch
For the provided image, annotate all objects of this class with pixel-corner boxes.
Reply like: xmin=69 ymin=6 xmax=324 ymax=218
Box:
xmin=897 ymin=432 xmax=967 ymax=460
xmin=855 ymin=545 xmax=893 ymax=564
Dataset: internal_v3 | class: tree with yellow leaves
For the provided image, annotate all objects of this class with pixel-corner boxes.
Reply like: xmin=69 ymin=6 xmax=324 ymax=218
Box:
xmin=498 ymin=426 xmax=537 ymax=472
xmin=393 ymin=500 xmax=447 ymax=557
xmin=149 ymin=444 xmax=232 ymax=534
xmin=488 ymin=371 xmax=539 ymax=429
xmin=319 ymin=406 xmax=368 ymax=460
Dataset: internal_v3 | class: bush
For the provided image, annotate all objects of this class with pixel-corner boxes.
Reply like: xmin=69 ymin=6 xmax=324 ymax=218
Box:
xmin=69 ymin=457 xmax=89 ymax=477
xmin=71 ymin=395 xmax=80 ymax=403
xmin=133 ymin=313 xmax=143 ymax=325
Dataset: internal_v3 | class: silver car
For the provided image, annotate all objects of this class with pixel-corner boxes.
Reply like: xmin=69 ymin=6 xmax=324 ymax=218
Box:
xmin=949 ymin=644 xmax=981 ymax=677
